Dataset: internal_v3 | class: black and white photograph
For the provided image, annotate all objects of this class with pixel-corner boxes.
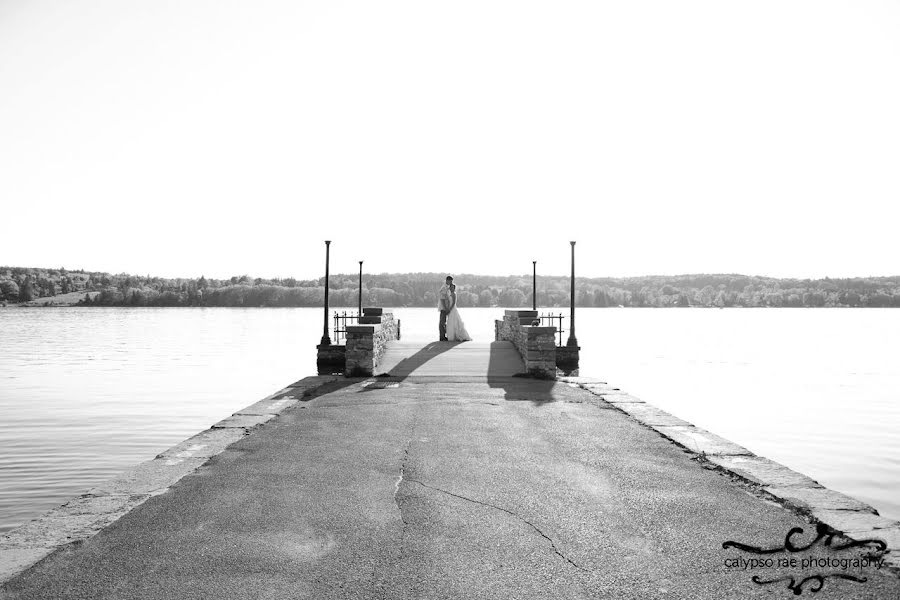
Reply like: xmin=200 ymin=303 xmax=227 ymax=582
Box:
xmin=1 ymin=1 xmax=899 ymax=598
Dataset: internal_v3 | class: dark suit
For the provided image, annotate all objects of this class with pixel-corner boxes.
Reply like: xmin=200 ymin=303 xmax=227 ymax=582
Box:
xmin=438 ymin=283 xmax=451 ymax=341
xmin=439 ymin=309 xmax=449 ymax=341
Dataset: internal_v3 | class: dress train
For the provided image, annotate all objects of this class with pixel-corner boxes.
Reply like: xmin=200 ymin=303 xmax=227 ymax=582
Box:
xmin=445 ymin=306 xmax=471 ymax=341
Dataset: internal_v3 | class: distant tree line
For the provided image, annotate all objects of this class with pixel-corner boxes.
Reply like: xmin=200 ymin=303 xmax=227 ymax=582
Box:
xmin=2 ymin=266 xmax=900 ymax=308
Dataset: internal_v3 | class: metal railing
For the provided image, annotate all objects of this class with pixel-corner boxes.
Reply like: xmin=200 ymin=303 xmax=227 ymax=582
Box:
xmin=332 ymin=311 xmax=360 ymax=345
xmin=538 ymin=312 xmax=566 ymax=347
xmin=332 ymin=311 xmax=401 ymax=343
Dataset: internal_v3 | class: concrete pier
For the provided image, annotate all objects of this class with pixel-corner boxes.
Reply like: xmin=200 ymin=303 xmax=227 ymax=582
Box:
xmin=2 ymin=341 xmax=898 ymax=599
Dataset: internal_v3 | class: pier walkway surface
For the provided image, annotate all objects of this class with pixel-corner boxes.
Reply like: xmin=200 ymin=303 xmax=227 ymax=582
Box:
xmin=3 ymin=341 xmax=898 ymax=599
xmin=376 ymin=341 xmax=524 ymax=378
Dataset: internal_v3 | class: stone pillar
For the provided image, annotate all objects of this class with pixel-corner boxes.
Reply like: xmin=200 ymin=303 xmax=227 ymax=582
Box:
xmin=345 ymin=325 xmax=376 ymax=376
xmin=523 ymin=326 xmax=557 ymax=378
xmin=495 ymin=310 xmax=557 ymax=379
xmin=344 ymin=308 xmax=398 ymax=377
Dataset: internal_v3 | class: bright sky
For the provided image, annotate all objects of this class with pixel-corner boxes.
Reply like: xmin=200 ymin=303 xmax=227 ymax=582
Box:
xmin=2 ymin=1 xmax=898 ymax=280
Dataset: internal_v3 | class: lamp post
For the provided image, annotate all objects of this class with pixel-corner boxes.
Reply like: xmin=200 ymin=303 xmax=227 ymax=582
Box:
xmin=567 ymin=241 xmax=578 ymax=347
xmin=532 ymin=261 xmax=537 ymax=311
xmin=358 ymin=260 xmax=363 ymax=316
xmin=320 ymin=240 xmax=331 ymax=346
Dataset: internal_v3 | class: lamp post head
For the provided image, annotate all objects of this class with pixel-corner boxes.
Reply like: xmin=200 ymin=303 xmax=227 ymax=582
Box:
xmin=570 ymin=241 xmax=576 ymax=246
xmin=325 ymin=240 xmax=331 ymax=245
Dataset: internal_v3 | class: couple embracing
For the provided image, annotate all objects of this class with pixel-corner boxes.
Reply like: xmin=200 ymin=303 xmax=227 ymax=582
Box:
xmin=438 ymin=276 xmax=471 ymax=342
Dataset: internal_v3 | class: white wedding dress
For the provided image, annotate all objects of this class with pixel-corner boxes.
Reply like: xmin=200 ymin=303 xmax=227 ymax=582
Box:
xmin=445 ymin=305 xmax=472 ymax=341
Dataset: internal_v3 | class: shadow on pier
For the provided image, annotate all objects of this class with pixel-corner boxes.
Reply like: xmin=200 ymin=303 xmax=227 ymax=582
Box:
xmin=375 ymin=340 xmax=555 ymax=405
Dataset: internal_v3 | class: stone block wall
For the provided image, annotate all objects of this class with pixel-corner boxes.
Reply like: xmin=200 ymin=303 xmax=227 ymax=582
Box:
xmin=344 ymin=308 xmax=398 ymax=376
xmin=495 ymin=310 xmax=557 ymax=379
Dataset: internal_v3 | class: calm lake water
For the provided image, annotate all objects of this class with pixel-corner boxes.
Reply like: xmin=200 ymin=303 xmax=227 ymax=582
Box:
xmin=1 ymin=307 xmax=898 ymax=534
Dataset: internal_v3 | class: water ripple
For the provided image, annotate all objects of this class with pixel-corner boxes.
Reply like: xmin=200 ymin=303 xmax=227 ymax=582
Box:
xmin=1 ymin=306 xmax=898 ymax=534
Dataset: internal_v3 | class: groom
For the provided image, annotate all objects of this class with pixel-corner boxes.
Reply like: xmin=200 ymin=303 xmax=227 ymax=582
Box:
xmin=438 ymin=275 xmax=453 ymax=341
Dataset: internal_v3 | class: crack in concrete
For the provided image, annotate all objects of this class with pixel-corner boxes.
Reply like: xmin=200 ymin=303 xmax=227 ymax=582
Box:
xmin=373 ymin=438 xmax=413 ymax=600
xmin=393 ymin=439 xmax=411 ymax=525
xmin=405 ymin=478 xmax=589 ymax=573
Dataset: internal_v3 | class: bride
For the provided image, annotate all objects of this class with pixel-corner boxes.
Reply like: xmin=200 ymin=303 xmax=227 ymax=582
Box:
xmin=445 ymin=283 xmax=472 ymax=341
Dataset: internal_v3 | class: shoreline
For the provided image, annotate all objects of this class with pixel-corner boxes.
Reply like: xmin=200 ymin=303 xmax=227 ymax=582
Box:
xmin=2 ymin=373 xmax=897 ymax=585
